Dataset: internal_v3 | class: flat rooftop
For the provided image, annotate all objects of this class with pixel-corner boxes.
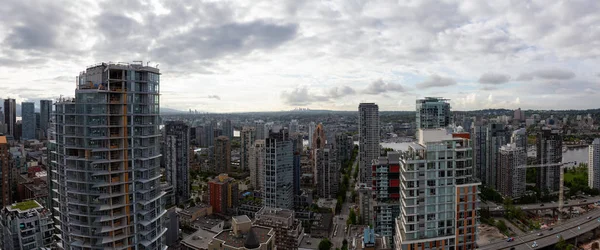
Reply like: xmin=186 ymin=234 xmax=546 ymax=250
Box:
xmin=8 ymin=200 xmax=41 ymax=212
xmin=257 ymin=207 xmax=294 ymax=218
xmin=181 ymin=228 xmax=217 ymax=250
xmin=214 ymin=226 xmax=272 ymax=248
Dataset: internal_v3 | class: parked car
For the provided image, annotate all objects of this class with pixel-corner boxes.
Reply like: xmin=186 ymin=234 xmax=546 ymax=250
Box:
xmin=506 ymin=237 xmax=514 ymax=242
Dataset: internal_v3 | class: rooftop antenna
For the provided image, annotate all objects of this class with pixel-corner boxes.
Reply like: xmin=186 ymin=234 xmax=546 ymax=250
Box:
xmin=147 ymin=61 xmax=151 ymax=66
xmin=155 ymin=64 xmax=159 ymax=68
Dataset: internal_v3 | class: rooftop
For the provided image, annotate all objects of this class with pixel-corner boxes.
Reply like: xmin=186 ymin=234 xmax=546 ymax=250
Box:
xmin=256 ymin=206 xmax=294 ymax=219
xmin=214 ymin=226 xmax=273 ymax=248
xmin=9 ymin=200 xmax=40 ymax=212
xmin=299 ymin=235 xmax=321 ymax=249
xmin=181 ymin=228 xmax=217 ymax=250
xmin=233 ymin=215 xmax=251 ymax=224
xmin=0 ymin=136 xmax=6 ymax=144
xmin=181 ymin=203 xmax=211 ymax=215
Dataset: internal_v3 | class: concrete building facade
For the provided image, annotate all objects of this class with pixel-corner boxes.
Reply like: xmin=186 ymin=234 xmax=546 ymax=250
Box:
xmin=40 ymin=100 xmax=52 ymax=139
xmin=214 ymin=136 xmax=231 ymax=173
xmin=395 ymin=129 xmax=480 ymax=250
xmin=371 ymin=153 xmax=402 ymax=240
xmin=0 ymin=136 xmax=9 ymax=207
xmin=359 ymin=103 xmax=380 ymax=184
xmin=316 ymin=143 xmax=338 ymax=199
xmin=164 ymin=120 xmax=191 ymax=205
xmin=0 ymin=200 xmax=54 ymax=249
xmin=254 ymin=207 xmax=303 ymax=250
xmin=3 ymin=99 xmax=16 ymax=139
xmin=536 ymin=128 xmax=563 ymax=192
xmin=415 ymin=97 xmax=451 ymax=130
xmin=21 ymin=102 xmax=36 ymax=141
xmin=50 ymin=62 xmax=166 ymax=249
xmin=240 ymin=126 xmax=256 ymax=171
xmin=263 ymin=129 xmax=294 ymax=210
xmin=589 ymin=138 xmax=600 ymax=190
xmin=250 ymin=139 xmax=266 ymax=190
xmin=498 ymin=143 xmax=527 ymax=198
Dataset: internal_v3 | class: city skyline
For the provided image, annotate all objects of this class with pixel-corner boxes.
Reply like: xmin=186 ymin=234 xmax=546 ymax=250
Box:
xmin=1 ymin=1 xmax=600 ymax=112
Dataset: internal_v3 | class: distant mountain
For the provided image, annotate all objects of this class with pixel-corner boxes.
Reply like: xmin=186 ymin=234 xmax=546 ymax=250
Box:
xmin=160 ymin=107 xmax=186 ymax=114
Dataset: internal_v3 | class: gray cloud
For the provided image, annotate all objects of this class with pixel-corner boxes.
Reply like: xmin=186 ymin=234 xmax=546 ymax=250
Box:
xmin=208 ymin=95 xmax=221 ymax=100
xmin=327 ymin=86 xmax=356 ymax=98
xmin=517 ymin=69 xmax=576 ymax=81
xmin=150 ymin=20 xmax=298 ymax=65
xmin=478 ymin=73 xmax=510 ymax=84
xmin=415 ymin=75 xmax=456 ymax=89
xmin=480 ymin=86 xmax=498 ymax=91
xmin=280 ymin=87 xmax=328 ymax=105
xmin=363 ymin=79 xmax=405 ymax=94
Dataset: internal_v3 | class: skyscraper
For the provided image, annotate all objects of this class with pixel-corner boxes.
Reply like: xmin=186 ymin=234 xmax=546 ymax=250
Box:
xmin=415 ymin=97 xmax=451 ymax=129
xmin=498 ymin=143 xmax=527 ymax=198
xmin=536 ymin=127 xmax=563 ymax=192
xmin=255 ymin=120 xmax=266 ymax=140
xmin=51 ymin=62 xmax=165 ymax=249
xmin=21 ymin=102 xmax=35 ymax=141
xmin=214 ymin=136 xmax=231 ymax=173
xmin=335 ymin=132 xmax=354 ymax=164
xmin=311 ymin=123 xmax=326 ymax=183
xmin=164 ymin=120 xmax=191 ymax=205
xmin=222 ymin=119 xmax=233 ymax=140
xmin=308 ymin=121 xmax=316 ymax=147
xmin=290 ymin=132 xmax=303 ymax=196
xmin=395 ymin=129 xmax=480 ymax=250
xmin=263 ymin=129 xmax=294 ymax=209
xmin=589 ymin=138 xmax=600 ymax=190
xmin=0 ymin=136 xmax=9 ymax=207
xmin=3 ymin=99 xmax=16 ymax=138
xmin=316 ymin=143 xmax=338 ymax=199
xmin=40 ymin=100 xmax=52 ymax=139
xmin=289 ymin=119 xmax=299 ymax=134
xmin=249 ymin=139 xmax=266 ymax=190
xmin=511 ymin=127 xmax=527 ymax=149
xmin=0 ymin=200 xmax=54 ymax=249
xmin=486 ymin=123 xmax=509 ymax=189
xmin=204 ymin=121 xmax=215 ymax=148
xmin=358 ymin=103 xmax=379 ymax=184
xmin=240 ymin=126 xmax=256 ymax=171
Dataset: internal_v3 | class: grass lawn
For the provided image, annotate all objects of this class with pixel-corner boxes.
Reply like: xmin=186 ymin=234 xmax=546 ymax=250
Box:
xmin=564 ymin=171 xmax=587 ymax=185
xmin=11 ymin=200 xmax=39 ymax=211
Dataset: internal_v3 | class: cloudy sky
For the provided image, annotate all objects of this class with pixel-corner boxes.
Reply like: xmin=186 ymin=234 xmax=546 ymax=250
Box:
xmin=0 ymin=0 xmax=599 ymax=112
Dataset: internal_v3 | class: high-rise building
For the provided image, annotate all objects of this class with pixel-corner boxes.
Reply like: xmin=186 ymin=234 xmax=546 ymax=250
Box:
xmin=0 ymin=200 xmax=54 ymax=249
xmin=290 ymin=132 xmax=303 ymax=196
xmin=289 ymin=119 xmax=299 ymax=134
xmin=395 ymin=129 xmax=480 ymax=250
xmin=415 ymin=97 xmax=451 ymax=129
xmin=498 ymin=143 xmax=527 ymax=198
xmin=204 ymin=121 xmax=215 ymax=148
xmin=254 ymin=207 xmax=303 ymax=250
xmin=359 ymin=103 xmax=379 ymax=184
xmin=208 ymin=174 xmax=239 ymax=214
xmin=472 ymin=122 xmax=487 ymax=185
xmin=51 ymin=62 xmax=166 ymax=249
xmin=3 ymin=99 xmax=16 ymax=138
xmin=371 ymin=152 xmax=402 ymax=239
xmin=511 ymin=128 xmax=527 ymax=149
xmin=40 ymin=100 xmax=52 ymax=139
xmin=335 ymin=132 xmax=354 ymax=164
xmin=222 ymin=119 xmax=233 ymax=140
xmin=308 ymin=121 xmax=316 ymax=147
xmin=164 ymin=120 xmax=191 ymax=205
xmin=214 ymin=136 xmax=231 ymax=173
xmin=263 ymin=129 xmax=294 ymax=209
xmin=513 ymin=108 xmax=525 ymax=121
xmin=249 ymin=139 xmax=266 ymax=190
xmin=194 ymin=126 xmax=205 ymax=146
xmin=589 ymin=139 xmax=600 ymax=190
xmin=240 ymin=126 xmax=256 ymax=171
xmin=311 ymin=123 xmax=326 ymax=183
xmin=536 ymin=127 xmax=563 ymax=192
xmin=21 ymin=102 xmax=37 ymax=141
xmin=0 ymin=136 xmax=9 ymax=207
xmin=357 ymin=183 xmax=372 ymax=225
xmin=254 ymin=120 xmax=266 ymax=140
xmin=486 ymin=123 xmax=509 ymax=189
xmin=316 ymin=143 xmax=338 ymax=198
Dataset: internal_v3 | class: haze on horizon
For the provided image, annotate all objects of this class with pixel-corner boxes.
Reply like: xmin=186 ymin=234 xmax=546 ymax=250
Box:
xmin=0 ymin=0 xmax=599 ymax=112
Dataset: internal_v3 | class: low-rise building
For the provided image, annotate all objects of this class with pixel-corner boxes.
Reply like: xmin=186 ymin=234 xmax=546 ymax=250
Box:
xmin=208 ymin=215 xmax=275 ymax=250
xmin=181 ymin=228 xmax=218 ymax=250
xmin=179 ymin=203 xmax=213 ymax=225
xmin=254 ymin=207 xmax=304 ymax=250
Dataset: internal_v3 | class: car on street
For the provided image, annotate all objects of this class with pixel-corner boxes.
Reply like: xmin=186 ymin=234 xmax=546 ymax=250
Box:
xmin=532 ymin=241 xmax=538 ymax=248
xmin=548 ymin=228 xmax=554 ymax=231
xmin=540 ymin=204 xmax=545 ymax=207
xmin=506 ymin=237 xmax=514 ymax=242
xmin=537 ymin=232 xmax=543 ymax=236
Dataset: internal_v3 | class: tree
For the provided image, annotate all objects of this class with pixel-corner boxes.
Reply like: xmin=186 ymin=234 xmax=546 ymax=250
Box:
xmin=496 ymin=220 xmax=508 ymax=233
xmin=555 ymin=236 xmax=567 ymax=250
xmin=349 ymin=208 xmax=357 ymax=225
xmin=318 ymin=238 xmax=332 ymax=250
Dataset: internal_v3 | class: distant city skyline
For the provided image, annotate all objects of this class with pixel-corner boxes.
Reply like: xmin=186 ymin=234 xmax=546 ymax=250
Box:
xmin=1 ymin=1 xmax=599 ymax=112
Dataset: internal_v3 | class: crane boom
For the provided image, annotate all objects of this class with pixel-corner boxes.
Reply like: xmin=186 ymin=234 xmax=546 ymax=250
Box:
xmin=513 ymin=161 xmax=576 ymax=223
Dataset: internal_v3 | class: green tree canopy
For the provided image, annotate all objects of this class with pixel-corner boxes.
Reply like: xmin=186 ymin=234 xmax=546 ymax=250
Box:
xmin=319 ymin=238 xmax=332 ymax=250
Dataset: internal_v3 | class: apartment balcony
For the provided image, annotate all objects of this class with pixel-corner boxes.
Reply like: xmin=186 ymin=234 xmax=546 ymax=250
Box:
xmin=139 ymin=209 xmax=166 ymax=227
xmin=139 ymin=228 xmax=167 ymax=248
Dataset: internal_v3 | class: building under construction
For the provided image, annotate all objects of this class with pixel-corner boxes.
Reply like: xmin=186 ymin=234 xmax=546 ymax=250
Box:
xmin=50 ymin=62 xmax=166 ymax=249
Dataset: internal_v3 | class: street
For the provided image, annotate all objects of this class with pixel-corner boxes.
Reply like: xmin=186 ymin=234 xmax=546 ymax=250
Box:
xmin=330 ymin=158 xmax=358 ymax=248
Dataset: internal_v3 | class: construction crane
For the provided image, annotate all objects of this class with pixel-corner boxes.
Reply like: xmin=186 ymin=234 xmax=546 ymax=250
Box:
xmin=516 ymin=161 xmax=577 ymax=223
